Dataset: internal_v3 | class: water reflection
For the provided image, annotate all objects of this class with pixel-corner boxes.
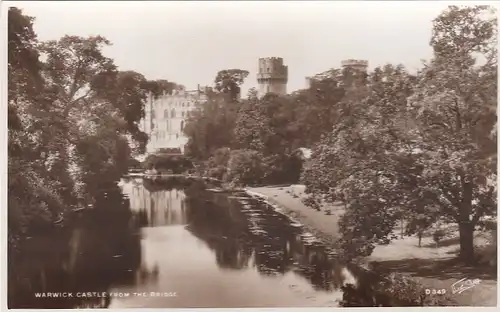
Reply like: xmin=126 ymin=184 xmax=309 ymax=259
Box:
xmin=8 ymin=183 xmax=144 ymax=309
xmin=9 ymin=177 xmax=406 ymax=308
xmin=122 ymin=178 xmax=188 ymax=227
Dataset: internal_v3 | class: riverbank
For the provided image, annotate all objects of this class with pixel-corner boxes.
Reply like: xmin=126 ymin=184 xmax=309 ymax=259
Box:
xmin=247 ymin=185 xmax=497 ymax=307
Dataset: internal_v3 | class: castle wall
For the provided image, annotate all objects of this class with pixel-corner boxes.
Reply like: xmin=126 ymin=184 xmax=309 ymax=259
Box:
xmin=140 ymin=89 xmax=208 ymax=154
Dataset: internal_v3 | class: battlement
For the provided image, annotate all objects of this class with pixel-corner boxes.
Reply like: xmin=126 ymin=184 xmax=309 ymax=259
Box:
xmin=258 ymin=57 xmax=284 ymax=62
xmin=341 ymin=59 xmax=368 ymax=68
xmin=257 ymin=57 xmax=288 ymax=81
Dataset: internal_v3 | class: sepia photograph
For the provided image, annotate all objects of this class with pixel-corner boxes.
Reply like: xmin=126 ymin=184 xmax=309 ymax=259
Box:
xmin=4 ymin=0 xmax=498 ymax=309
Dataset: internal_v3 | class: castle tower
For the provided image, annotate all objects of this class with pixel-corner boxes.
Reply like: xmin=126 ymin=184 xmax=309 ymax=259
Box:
xmin=257 ymin=57 xmax=288 ymax=98
xmin=341 ymin=59 xmax=368 ymax=72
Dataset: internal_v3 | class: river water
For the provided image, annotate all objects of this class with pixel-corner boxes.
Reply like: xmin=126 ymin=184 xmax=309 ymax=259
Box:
xmin=8 ymin=177 xmax=382 ymax=309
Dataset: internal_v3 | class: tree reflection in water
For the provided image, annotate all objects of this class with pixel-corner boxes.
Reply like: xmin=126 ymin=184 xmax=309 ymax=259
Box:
xmin=8 ymin=183 xmax=145 ymax=309
xmin=182 ymin=183 xmax=354 ymax=291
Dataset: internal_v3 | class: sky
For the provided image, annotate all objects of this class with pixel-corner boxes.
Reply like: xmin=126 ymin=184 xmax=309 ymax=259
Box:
xmin=7 ymin=1 xmax=476 ymax=95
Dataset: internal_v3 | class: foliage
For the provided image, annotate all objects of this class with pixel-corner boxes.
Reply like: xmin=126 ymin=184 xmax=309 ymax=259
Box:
xmin=302 ymin=5 xmax=497 ymax=263
xmin=7 ymin=8 xmax=179 ymax=247
xmin=214 ymin=69 xmax=249 ymax=102
xmin=8 ymin=7 xmax=43 ymax=102
xmin=224 ymin=149 xmax=266 ymax=187
xmin=183 ymin=95 xmax=239 ymax=160
xmin=295 ymin=70 xmax=347 ymax=146
xmin=143 ymin=154 xmax=193 ymax=174
xmin=232 ymin=94 xmax=304 ymax=185
xmin=204 ymin=147 xmax=231 ymax=180
xmin=340 ymin=272 xmax=453 ymax=306
xmin=8 ymin=7 xmax=63 ymax=246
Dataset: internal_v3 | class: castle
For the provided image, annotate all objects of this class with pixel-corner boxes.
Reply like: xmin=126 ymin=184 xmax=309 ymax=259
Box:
xmin=141 ymin=57 xmax=367 ymax=154
xmin=141 ymin=86 xmax=209 ymax=154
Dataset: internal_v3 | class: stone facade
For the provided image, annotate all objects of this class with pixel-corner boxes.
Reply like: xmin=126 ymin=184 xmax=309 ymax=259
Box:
xmin=257 ymin=57 xmax=288 ymax=98
xmin=141 ymin=86 xmax=209 ymax=154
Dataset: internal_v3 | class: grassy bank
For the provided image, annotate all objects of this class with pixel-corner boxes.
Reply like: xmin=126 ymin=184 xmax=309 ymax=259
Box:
xmin=247 ymin=185 xmax=497 ymax=307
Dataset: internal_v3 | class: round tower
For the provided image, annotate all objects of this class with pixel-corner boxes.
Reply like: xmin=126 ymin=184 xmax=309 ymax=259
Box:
xmin=257 ymin=57 xmax=288 ymax=98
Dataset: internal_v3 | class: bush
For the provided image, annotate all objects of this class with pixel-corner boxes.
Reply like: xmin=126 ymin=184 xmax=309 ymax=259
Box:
xmin=143 ymin=154 xmax=193 ymax=174
xmin=204 ymin=147 xmax=231 ymax=180
xmin=340 ymin=272 xmax=453 ymax=306
xmin=224 ymin=149 xmax=266 ymax=187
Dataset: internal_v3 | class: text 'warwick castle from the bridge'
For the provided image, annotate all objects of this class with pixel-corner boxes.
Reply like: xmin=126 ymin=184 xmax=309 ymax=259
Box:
xmin=141 ymin=57 xmax=369 ymax=154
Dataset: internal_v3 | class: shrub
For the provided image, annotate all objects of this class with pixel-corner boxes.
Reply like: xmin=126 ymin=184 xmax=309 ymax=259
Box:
xmin=224 ymin=149 xmax=266 ymax=187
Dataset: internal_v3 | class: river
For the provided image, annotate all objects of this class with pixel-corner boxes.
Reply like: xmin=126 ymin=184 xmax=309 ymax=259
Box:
xmin=8 ymin=177 xmax=386 ymax=309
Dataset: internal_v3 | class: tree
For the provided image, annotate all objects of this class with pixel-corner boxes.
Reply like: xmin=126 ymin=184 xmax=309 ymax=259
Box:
xmin=292 ymin=70 xmax=347 ymax=147
xmin=247 ymin=87 xmax=258 ymax=100
xmin=214 ymin=69 xmax=249 ymax=102
xmin=407 ymin=5 xmax=497 ymax=262
xmin=234 ymin=93 xmax=300 ymax=155
xmin=301 ymin=64 xmax=421 ymax=259
xmin=302 ymin=5 xmax=497 ymax=264
xmin=144 ymin=79 xmax=181 ymax=98
xmin=8 ymin=6 xmax=152 ymax=247
xmin=8 ymin=7 xmax=43 ymax=102
xmin=8 ymin=8 xmax=65 ymax=245
xmin=183 ymin=95 xmax=238 ymax=160
xmin=37 ymin=35 xmax=122 ymax=201
xmin=233 ymin=93 xmax=304 ymax=184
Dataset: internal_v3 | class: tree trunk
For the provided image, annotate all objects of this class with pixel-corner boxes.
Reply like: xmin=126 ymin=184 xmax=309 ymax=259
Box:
xmin=400 ymin=218 xmax=404 ymax=238
xmin=459 ymin=221 xmax=475 ymax=264
xmin=459 ymin=179 xmax=475 ymax=264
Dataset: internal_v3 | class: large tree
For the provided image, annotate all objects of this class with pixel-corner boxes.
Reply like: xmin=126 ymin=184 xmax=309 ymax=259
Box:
xmin=302 ymin=64 xmax=418 ymax=258
xmin=302 ymin=5 xmax=497 ymax=263
xmin=8 ymin=8 xmax=156 ymax=244
xmin=408 ymin=5 xmax=497 ymax=261
xmin=8 ymin=7 xmax=64 ymax=243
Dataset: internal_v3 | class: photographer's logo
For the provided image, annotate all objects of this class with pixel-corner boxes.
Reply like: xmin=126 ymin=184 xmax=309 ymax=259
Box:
xmin=451 ymin=278 xmax=481 ymax=295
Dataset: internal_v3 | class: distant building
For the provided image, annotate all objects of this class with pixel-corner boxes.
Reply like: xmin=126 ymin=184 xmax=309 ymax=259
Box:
xmin=305 ymin=59 xmax=368 ymax=88
xmin=140 ymin=85 xmax=210 ymax=154
xmin=257 ymin=57 xmax=288 ymax=98
xmin=340 ymin=59 xmax=368 ymax=72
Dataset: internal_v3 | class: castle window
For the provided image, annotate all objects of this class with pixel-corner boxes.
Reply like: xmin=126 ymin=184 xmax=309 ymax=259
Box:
xmin=180 ymin=120 xmax=184 ymax=131
xmin=164 ymin=109 xmax=168 ymax=119
xmin=267 ymin=67 xmax=270 ymax=72
xmin=171 ymin=109 xmax=176 ymax=118
xmin=176 ymin=133 xmax=179 ymax=139
xmin=181 ymin=111 xmax=185 ymax=117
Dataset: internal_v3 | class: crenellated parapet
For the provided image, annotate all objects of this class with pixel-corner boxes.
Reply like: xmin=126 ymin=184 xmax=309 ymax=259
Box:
xmin=257 ymin=57 xmax=288 ymax=83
